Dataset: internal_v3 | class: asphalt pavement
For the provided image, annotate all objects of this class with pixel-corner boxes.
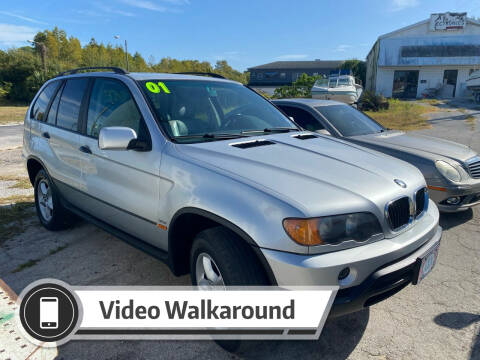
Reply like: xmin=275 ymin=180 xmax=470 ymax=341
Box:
xmin=0 ymin=101 xmax=479 ymax=359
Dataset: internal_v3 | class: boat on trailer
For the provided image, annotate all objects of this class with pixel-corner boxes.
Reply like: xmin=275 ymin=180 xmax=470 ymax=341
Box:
xmin=467 ymin=70 xmax=480 ymax=103
xmin=311 ymin=72 xmax=363 ymax=105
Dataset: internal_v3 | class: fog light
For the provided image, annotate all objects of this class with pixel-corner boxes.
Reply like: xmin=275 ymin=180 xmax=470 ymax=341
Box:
xmin=446 ymin=196 xmax=461 ymax=205
xmin=338 ymin=267 xmax=350 ymax=280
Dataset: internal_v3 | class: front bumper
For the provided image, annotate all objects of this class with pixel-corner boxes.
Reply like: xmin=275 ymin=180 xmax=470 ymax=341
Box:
xmin=428 ymin=180 xmax=480 ymax=212
xmin=260 ymin=204 xmax=441 ymax=315
xmin=330 ymin=229 xmax=441 ymax=317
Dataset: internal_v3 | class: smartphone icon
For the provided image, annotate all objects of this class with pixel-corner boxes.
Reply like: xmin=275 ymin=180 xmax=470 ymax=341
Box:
xmin=40 ymin=297 xmax=58 ymax=329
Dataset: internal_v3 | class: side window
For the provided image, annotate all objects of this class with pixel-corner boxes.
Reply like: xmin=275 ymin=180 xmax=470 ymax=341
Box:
xmin=57 ymin=78 xmax=89 ymax=131
xmin=280 ymin=106 xmax=324 ymax=132
xmin=87 ymin=78 xmax=142 ymax=138
xmin=46 ymin=83 xmax=64 ymax=125
xmin=31 ymin=81 xmax=60 ymax=122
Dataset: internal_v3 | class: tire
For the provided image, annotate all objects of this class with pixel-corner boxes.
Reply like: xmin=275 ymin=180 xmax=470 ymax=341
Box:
xmin=190 ymin=226 xmax=269 ymax=352
xmin=34 ymin=169 xmax=73 ymax=230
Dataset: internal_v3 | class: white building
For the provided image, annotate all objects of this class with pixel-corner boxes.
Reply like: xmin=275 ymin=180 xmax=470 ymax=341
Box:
xmin=366 ymin=12 xmax=480 ymax=99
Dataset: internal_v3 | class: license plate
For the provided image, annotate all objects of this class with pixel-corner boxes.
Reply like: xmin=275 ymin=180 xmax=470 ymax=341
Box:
xmin=415 ymin=243 xmax=439 ymax=284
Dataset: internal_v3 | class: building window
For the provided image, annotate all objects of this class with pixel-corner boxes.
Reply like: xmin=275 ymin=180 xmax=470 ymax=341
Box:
xmin=401 ymin=45 xmax=480 ymax=58
xmin=392 ymin=70 xmax=419 ymax=99
xmin=257 ymin=73 xmax=263 ymax=80
xmin=280 ymin=72 xmax=286 ymax=79
xmin=265 ymin=72 xmax=278 ymax=79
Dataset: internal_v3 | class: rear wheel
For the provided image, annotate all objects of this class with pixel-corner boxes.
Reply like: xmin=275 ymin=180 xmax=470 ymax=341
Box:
xmin=34 ymin=169 xmax=73 ymax=230
xmin=190 ymin=226 xmax=269 ymax=352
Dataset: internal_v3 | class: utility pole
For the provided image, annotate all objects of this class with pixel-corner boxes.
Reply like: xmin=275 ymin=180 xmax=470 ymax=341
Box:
xmin=124 ymin=39 xmax=129 ymax=71
xmin=114 ymin=35 xmax=129 ymax=71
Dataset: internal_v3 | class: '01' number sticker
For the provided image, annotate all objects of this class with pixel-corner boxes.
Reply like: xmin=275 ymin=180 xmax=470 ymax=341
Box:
xmin=146 ymin=81 xmax=171 ymax=94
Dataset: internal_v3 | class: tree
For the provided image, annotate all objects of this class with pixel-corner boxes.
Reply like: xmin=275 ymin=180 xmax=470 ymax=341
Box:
xmin=272 ymin=73 xmax=324 ymax=99
xmin=0 ymin=26 xmax=248 ymax=102
xmin=341 ymin=59 xmax=366 ymax=86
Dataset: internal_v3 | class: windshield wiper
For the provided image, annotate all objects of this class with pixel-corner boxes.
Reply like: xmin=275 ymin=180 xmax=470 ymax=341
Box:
xmin=241 ymin=127 xmax=299 ymax=135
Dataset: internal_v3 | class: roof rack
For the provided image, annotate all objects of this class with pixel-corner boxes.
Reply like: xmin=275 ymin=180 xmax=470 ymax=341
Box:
xmin=56 ymin=66 xmax=128 ymax=77
xmin=174 ymin=72 xmax=226 ymax=79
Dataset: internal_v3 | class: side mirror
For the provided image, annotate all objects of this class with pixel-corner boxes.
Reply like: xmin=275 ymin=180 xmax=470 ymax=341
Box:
xmin=316 ymin=129 xmax=332 ymax=136
xmin=99 ymin=127 xmax=137 ymax=150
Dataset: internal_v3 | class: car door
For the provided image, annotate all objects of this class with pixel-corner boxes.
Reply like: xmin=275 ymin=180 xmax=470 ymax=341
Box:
xmin=76 ymin=77 xmax=164 ymax=249
xmin=34 ymin=78 xmax=89 ymax=206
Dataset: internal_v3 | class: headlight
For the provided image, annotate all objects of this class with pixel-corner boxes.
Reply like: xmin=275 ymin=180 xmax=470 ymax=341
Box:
xmin=283 ymin=212 xmax=382 ymax=246
xmin=435 ymin=160 xmax=461 ymax=182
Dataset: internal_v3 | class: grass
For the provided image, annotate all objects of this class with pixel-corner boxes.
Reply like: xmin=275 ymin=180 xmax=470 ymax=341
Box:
xmin=0 ymin=201 xmax=35 ymax=242
xmin=10 ymin=245 xmax=68 ymax=273
xmin=11 ymin=259 xmax=39 ymax=273
xmin=365 ymin=99 xmax=437 ymax=131
xmin=420 ymin=99 xmax=441 ymax=106
xmin=0 ymin=194 xmax=34 ymax=205
xmin=49 ymin=244 xmax=68 ymax=255
xmin=0 ymin=175 xmax=32 ymax=189
xmin=0 ymin=104 xmax=28 ymax=125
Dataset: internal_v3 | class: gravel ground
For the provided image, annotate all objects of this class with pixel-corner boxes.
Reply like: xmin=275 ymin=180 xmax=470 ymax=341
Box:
xmin=0 ymin=180 xmax=33 ymax=198
xmin=0 ymin=124 xmax=23 ymax=151
xmin=0 ymin=101 xmax=479 ymax=360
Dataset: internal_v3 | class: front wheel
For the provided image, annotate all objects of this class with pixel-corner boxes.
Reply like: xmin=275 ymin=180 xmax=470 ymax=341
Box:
xmin=34 ymin=169 xmax=73 ymax=230
xmin=190 ymin=226 xmax=269 ymax=352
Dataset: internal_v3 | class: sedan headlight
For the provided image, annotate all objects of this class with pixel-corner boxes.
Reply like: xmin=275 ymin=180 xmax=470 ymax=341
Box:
xmin=283 ymin=212 xmax=382 ymax=246
xmin=435 ymin=160 xmax=461 ymax=182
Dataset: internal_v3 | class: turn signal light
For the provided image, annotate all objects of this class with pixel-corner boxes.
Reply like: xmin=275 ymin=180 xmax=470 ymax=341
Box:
xmin=282 ymin=219 xmax=324 ymax=246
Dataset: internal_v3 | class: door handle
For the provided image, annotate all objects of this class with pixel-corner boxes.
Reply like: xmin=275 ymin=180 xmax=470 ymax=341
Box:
xmin=79 ymin=145 xmax=92 ymax=154
xmin=42 ymin=132 xmax=50 ymax=139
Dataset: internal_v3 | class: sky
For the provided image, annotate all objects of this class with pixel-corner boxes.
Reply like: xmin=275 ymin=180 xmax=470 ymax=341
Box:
xmin=0 ymin=0 xmax=479 ymax=71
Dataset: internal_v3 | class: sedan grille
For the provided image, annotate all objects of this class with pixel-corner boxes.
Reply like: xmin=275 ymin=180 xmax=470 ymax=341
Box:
xmin=415 ymin=187 xmax=427 ymax=218
xmin=386 ymin=197 xmax=411 ymax=231
xmin=468 ymin=159 xmax=480 ymax=179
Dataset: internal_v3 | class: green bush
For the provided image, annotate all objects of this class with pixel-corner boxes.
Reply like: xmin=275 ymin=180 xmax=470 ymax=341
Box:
xmin=358 ymin=90 xmax=389 ymax=111
xmin=272 ymin=73 xmax=324 ymax=99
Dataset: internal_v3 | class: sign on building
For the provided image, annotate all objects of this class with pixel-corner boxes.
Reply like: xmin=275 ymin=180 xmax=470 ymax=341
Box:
xmin=430 ymin=12 xmax=467 ymax=31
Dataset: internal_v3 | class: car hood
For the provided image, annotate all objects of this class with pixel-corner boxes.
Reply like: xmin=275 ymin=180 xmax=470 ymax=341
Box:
xmin=349 ymin=131 xmax=476 ymax=163
xmin=177 ymin=132 xmax=425 ymax=217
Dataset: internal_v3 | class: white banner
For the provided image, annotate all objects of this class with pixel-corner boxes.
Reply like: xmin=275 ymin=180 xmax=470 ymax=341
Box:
xmin=77 ymin=288 xmax=333 ymax=329
xmin=16 ymin=280 xmax=338 ymax=345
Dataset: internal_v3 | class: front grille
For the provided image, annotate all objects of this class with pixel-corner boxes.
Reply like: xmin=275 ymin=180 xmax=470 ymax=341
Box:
xmin=468 ymin=159 xmax=480 ymax=179
xmin=415 ymin=187 xmax=427 ymax=217
xmin=387 ymin=197 xmax=411 ymax=230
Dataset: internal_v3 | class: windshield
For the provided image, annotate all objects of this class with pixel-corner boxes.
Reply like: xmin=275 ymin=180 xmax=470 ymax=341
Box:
xmin=314 ymin=79 xmax=328 ymax=87
xmin=138 ymin=80 xmax=297 ymax=143
xmin=337 ymin=77 xmax=352 ymax=86
xmin=315 ymin=105 xmax=384 ymax=136
xmin=328 ymin=78 xmax=338 ymax=88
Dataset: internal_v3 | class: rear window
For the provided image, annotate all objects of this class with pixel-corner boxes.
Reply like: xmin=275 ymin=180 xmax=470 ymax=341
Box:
xmin=31 ymin=81 xmax=60 ymax=122
xmin=56 ymin=78 xmax=89 ymax=131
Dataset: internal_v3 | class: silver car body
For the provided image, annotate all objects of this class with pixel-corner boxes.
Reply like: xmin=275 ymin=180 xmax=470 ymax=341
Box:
xmin=273 ymin=98 xmax=480 ymax=212
xmin=24 ymin=72 xmax=441 ymax=315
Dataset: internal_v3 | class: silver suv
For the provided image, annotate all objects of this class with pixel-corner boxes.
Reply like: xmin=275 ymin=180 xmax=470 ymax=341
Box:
xmin=23 ymin=67 xmax=441 ymax=317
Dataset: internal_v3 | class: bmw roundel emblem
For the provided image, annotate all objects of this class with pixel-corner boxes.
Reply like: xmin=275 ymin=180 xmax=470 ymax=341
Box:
xmin=394 ymin=179 xmax=407 ymax=188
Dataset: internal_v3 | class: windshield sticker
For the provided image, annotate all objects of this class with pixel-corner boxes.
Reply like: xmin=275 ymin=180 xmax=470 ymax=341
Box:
xmin=145 ymin=81 xmax=171 ymax=94
xmin=158 ymin=82 xmax=171 ymax=94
